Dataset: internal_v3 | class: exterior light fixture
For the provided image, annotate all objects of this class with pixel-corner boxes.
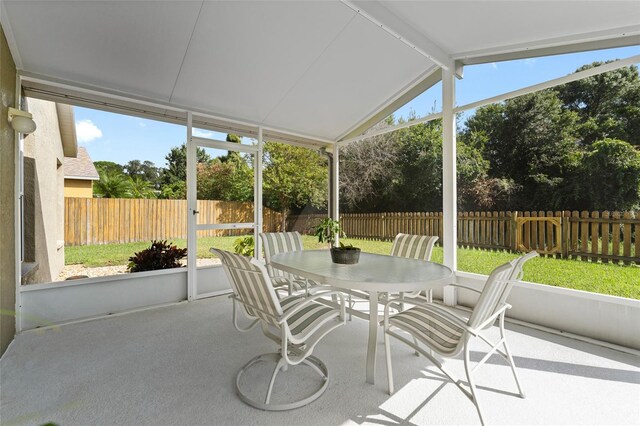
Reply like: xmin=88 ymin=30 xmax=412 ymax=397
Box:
xmin=8 ymin=107 xmax=37 ymax=134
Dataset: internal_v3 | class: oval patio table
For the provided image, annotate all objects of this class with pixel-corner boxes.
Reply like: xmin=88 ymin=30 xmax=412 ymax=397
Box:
xmin=270 ymin=250 xmax=454 ymax=385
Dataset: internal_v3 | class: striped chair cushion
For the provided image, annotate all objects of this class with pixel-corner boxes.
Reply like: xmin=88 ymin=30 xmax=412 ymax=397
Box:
xmin=213 ymin=248 xmax=282 ymax=326
xmin=280 ymin=294 xmax=339 ymax=339
xmin=261 ymin=232 xmax=303 ymax=272
xmin=389 ymin=306 xmax=464 ymax=355
xmin=261 ymin=232 xmax=321 ymax=290
xmin=390 ymin=234 xmax=438 ymax=261
xmin=272 ymin=276 xmax=304 ymax=291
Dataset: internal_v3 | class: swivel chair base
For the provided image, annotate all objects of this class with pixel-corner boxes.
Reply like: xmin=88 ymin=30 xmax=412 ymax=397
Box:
xmin=236 ymin=353 xmax=329 ymax=411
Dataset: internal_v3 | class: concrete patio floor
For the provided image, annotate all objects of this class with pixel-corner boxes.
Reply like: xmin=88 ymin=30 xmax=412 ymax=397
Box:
xmin=1 ymin=295 xmax=639 ymax=426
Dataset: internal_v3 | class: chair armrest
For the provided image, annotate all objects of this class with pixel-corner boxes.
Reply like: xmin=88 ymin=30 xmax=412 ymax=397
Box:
xmin=383 ymin=297 xmax=477 ymax=336
xmin=278 ymin=291 xmax=346 ymax=323
xmin=474 ymin=303 xmax=511 ymax=330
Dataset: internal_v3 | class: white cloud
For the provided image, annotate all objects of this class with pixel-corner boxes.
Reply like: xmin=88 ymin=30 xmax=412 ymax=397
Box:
xmin=524 ymin=58 xmax=537 ymax=66
xmin=490 ymin=62 xmax=498 ymax=69
xmin=193 ymin=128 xmax=214 ymax=138
xmin=75 ymin=120 xmax=103 ymax=143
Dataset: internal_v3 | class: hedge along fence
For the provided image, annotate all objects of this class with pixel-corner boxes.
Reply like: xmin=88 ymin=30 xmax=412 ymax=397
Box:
xmin=286 ymin=211 xmax=639 ymax=265
xmin=64 ymin=197 xmax=283 ymax=246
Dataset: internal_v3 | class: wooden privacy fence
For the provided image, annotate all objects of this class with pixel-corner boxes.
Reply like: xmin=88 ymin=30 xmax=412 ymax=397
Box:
xmin=65 ymin=198 xmax=282 ymax=246
xmin=287 ymin=210 xmax=639 ymax=265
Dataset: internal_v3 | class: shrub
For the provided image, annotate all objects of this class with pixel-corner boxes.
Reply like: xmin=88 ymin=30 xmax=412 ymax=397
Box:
xmin=233 ymin=235 xmax=254 ymax=257
xmin=128 ymin=240 xmax=187 ymax=272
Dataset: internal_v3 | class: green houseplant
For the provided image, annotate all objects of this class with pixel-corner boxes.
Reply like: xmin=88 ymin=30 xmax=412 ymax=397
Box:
xmin=313 ymin=218 xmax=361 ymax=264
xmin=233 ymin=235 xmax=255 ymax=257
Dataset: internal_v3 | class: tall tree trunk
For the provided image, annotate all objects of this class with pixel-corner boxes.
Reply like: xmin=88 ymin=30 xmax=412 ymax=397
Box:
xmin=281 ymin=207 xmax=289 ymax=232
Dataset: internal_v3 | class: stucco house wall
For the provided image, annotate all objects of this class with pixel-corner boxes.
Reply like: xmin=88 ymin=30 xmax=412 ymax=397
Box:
xmin=22 ymin=99 xmax=69 ymax=284
xmin=0 ymin=25 xmax=17 ymax=356
xmin=64 ymin=178 xmax=93 ymax=198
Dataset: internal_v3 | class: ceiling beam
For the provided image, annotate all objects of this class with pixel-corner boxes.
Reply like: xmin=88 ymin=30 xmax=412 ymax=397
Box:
xmin=338 ymin=111 xmax=443 ymax=147
xmin=336 ymin=66 xmax=441 ymax=142
xmin=19 ymin=71 xmax=334 ymax=148
xmin=454 ymin=26 xmax=640 ymax=66
xmin=454 ymin=54 xmax=640 ymax=113
xmin=342 ymin=0 xmax=452 ymax=71
xmin=338 ymin=53 xmax=640 ymax=147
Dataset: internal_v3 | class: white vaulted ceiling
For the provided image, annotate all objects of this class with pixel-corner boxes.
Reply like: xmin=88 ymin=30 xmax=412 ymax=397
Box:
xmin=2 ymin=1 xmax=638 ymax=143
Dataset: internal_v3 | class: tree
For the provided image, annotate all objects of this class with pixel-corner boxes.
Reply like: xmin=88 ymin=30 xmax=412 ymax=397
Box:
xmin=159 ymin=181 xmax=186 ymax=199
xmin=389 ymin=119 xmax=444 ymax=211
xmin=339 ymin=120 xmax=399 ymax=212
xmin=93 ymin=172 xmax=132 ymax=198
xmin=94 ymin=160 xmax=124 ymax=176
xmin=263 ymin=142 xmax=328 ymax=227
xmin=218 ymin=134 xmax=243 ymax=163
xmin=461 ymin=90 xmax=580 ymax=210
xmin=161 ymin=144 xmax=211 ymax=185
xmin=124 ymin=160 xmax=160 ymax=189
xmin=576 ymin=139 xmax=640 ymax=210
xmin=556 ymin=62 xmax=640 ymax=146
xmin=129 ymin=176 xmax=157 ymax=199
xmin=197 ymin=157 xmax=253 ymax=201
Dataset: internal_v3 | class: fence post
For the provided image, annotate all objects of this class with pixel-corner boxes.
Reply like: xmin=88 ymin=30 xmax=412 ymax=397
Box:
xmin=580 ymin=211 xmax=589 ymax=262
xmin=623 ymin=211 xmax=632 ymax=265
xmin=561 ymin=211 xmax=569 ymax=259
xmin=510 ymin=211 xmax=518 ymax=251
xmin=601 ymin=211 xmax=610 ymax=264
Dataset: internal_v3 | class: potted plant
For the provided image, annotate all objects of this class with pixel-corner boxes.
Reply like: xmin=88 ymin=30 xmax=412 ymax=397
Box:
xmin=313 ymin=218 xmax=361 ymax=264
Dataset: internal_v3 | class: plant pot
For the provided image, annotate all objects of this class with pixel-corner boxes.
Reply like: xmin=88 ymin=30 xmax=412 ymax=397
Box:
xmin=330 ymin=247 xmax=361 ymax=264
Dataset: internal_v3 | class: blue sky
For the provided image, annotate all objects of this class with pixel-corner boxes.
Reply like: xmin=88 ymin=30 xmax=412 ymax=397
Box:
xmin=74 ymin=46 xmax=640 ymax=168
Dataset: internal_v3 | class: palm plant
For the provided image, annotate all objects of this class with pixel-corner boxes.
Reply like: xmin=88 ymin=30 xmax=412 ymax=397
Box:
xmin=129 ymin=176 xmax=157 ymax=199
xmin=93 ymin=172 xmax=132 ymax=198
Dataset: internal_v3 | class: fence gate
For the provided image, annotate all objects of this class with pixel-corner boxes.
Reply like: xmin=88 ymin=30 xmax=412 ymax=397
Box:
xmin=515 ymin=215 xmax=562 ymax=254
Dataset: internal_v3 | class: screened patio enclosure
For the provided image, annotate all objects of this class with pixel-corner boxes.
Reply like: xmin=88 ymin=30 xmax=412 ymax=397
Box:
xmin=1 ymin=0 xmax=639 ymax=351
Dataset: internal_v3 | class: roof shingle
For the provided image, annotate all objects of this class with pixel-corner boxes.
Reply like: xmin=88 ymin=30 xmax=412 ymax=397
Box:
xmin=64 ymin=147 xmax=99 ymax=180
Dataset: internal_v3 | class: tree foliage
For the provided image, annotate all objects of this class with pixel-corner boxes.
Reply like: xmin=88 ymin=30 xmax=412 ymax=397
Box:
xmin=556 ymin=62 xmax=640 ymax=146
xmin=93 ymin=171 xmax=132 ymax=198
xmin=124 ymin=160 xmax=160 ymax=189
xmin=94 ymin=160 xmax=124 ymax=176
xmin=340 ymin=115 xmax=487 ymax=212
xmin=197 ymin=157 xmax=253 ymax=201
xmin=161 ymin=144 xmax=211 ymax=185
xmin=575 ymin=139 xmax=640 ymax=210
xmin=263 ymin=142 xmax=328 ymax=222
xmin=340 ymin=120 xmax=399 ymax=211
xmin=129 ymin=176 xmax=157 ymax=199
xmin=460 ymin=90 xmax=580 ymax=210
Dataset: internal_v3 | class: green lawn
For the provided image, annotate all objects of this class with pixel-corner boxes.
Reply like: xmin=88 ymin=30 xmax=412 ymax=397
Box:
xmin=65 ymin=235 xmax=639 ymax=299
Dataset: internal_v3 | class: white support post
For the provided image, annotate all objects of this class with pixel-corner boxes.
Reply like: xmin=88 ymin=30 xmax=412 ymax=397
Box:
xmin=186 ymin=112 xmax=196 ymax=301
xmin=332 ymin=145 xmax=340 ymax=246
xmin=14 ymin=74 xmax=23 ymax=332
xmin=254 ymin=127 xmax=264 ymax=260
xmin=442 ymin=67 xmax=457 ymax=272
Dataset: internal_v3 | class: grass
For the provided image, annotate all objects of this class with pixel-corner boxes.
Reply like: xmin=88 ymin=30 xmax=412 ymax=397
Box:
xmin=65 ymin=235 xmax=639 ymax=299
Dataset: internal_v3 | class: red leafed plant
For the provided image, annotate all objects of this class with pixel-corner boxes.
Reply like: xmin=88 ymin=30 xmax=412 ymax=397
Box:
xmin=128 ymin=240 xmax=187 ymax=273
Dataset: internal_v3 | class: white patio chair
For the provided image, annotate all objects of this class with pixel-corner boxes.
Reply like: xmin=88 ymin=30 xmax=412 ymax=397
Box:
xmin=211 ymin=248 xmax=346 ymax=411
xmin=260 ymin=231 xmax=320 ymax=295
xmin=391 ymin=233 xmax=439 ymax=261
xmin=346 ymin=233 xmax=439 ymax=321
xmin=391 ymin=233 xmax=439 ymax=300
xmin=382 ymin=251 xmax=538 ymax=425
xmin=387 ymin=234 xmax=439 ymax=352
